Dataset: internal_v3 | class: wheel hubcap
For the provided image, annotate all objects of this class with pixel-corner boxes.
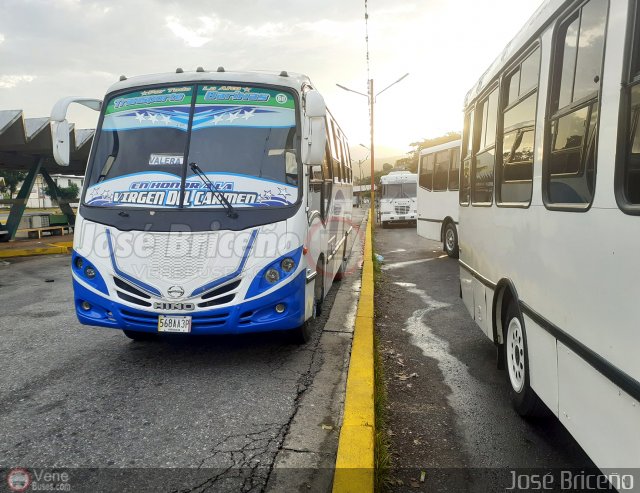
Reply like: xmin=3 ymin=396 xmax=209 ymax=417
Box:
xmin=507 ymin=317 xmax=525 ymax=393
xmin=446 ymin=229 xmax=455 ymax=251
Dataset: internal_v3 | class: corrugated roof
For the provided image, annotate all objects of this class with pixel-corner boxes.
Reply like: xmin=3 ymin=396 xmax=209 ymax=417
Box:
xmin=0 ymin=109 xmax=94 ymax=175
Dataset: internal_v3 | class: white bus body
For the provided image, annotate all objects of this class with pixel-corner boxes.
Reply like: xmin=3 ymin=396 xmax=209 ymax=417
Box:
xmin=379 ymin=171 xmax=417 ymax=227
xmin=53 ymin=70 xmax=353 ymax=343
xmin=417 ymin=139 xmax=461 ymax=257
xmin=459 ymin=0 xmax=640 ymax=472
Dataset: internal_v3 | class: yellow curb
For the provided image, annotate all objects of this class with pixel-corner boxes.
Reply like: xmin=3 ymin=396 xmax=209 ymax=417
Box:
xmin=333 ymin=208 xmax=375 ymax=493
xmin=0 ymin=246 xmax=70 ymax=258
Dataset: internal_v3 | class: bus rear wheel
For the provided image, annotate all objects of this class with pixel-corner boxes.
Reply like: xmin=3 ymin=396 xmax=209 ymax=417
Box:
xmin=443 ymin=222 xmax=459 ymax=258
xmin=503 ymin=301 xmax=545 ymax=417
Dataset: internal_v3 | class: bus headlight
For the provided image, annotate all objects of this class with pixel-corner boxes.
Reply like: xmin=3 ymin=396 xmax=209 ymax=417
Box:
xmin=281 ymin=258 xmax=295 ymax=272
xmin=265 ymin=268 xmax=280 ymax=284
xmin=85 ymin=266 xmax=96 ymax=279
xmin=75 ymin=257 xmax=84 ymax=269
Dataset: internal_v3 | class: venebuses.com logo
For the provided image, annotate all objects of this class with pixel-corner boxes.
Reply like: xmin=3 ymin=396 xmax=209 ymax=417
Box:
xmin=6 ymin=468 xmax=31 ymax=492
xmin=5 ymin=468 xmax=71 ymax=492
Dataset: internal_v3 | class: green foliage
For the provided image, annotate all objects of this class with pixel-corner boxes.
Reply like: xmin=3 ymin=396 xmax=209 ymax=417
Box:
xmin=0 ymin=171 xmax=27 ymax=195
xmin=44 ymin=182 xmax=79 ymax=202
xmin=382 ymin=163 xmax=393 ymax=172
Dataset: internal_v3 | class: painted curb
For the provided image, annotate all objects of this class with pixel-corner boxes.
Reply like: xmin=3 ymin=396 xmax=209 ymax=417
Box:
xmin=333 ymin=208 xmax=375 ymax=492
xmin=0 ymin=241 xmax=73 ymax=258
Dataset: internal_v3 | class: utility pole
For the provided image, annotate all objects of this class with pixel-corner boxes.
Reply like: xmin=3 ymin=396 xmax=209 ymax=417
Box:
xmin=369 ymin=79 xmax=375 ymax=207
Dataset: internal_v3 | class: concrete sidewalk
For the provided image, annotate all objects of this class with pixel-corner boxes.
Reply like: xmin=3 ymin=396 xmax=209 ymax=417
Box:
xmin=0 ymin=234 xmax=73 ymax=258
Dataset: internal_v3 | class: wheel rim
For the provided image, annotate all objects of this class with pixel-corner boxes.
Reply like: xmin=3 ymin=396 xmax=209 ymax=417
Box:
xmin=506 ymin=317 xmax=526 ymax=393
xmin=445 ymin=227 xmax=455 ymax=251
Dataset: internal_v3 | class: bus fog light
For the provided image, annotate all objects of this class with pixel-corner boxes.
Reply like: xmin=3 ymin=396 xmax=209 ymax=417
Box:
xmin=281 ymin=258 xmax=295 ymax=272
xmin=81 ymin=301 xmax=91 ymax=311
xmin=74 ymin=257 xmax=83 ymax=269
xmin=265 ymin=268 xmax=280 ymax=284
xmin=85 ymin=266 xmax=96 ymax=279
xmin=275 ymin=303 xmax=286 ymax=314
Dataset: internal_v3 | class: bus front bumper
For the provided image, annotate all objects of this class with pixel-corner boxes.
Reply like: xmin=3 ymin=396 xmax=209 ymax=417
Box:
xmin=72 ymin=271 xmax=307 ymax=335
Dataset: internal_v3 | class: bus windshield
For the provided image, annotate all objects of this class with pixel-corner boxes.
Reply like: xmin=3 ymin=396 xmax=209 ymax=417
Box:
xmin=383 ymin=182 xmax=416 ymax=199
xmin=84 ymin=84 xmax=299 ymax=209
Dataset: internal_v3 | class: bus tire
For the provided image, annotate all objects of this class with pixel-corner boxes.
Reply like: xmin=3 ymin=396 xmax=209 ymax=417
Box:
xmin=381 ymin=221 xmax=387 ymax=229
xmin=503 ymin=301 xmax=546 ymax=417
xmin=123 ymin=330 xmax=157 ymax=342
xmin=443 ymin=222 xmax=459 ymax=258
xmin=289 ymin=320 xmax=314 ymax=344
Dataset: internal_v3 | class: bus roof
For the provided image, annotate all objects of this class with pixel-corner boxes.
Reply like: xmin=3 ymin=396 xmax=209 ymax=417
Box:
xmin=464 ymin=0 xmax=569 ymax=108
xmin=106 ymin=69 xmax=313 ymax=96
xmin=381 ymin=171 xmax=417 ymax=184
xmin=419 ymin=139 xmax=462 ymax=156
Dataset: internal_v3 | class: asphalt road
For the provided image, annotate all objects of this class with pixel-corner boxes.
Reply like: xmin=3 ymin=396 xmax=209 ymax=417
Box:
xmin=375 ymin=224 xmax=594 ymax=492
xmin=0 ymin=210 xmax=366 ymax=493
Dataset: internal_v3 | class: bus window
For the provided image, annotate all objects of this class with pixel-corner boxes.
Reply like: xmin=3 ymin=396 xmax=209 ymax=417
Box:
xmin=546 ymin=0 xmax=607 ymax=206
xmin=460 ymin=110 xmax=474 ymax=205
xmin=449 ymin=147 xmax=460 ymax=191
xmin=434 ymin=150 xmax=450 ymax=191
xmin=472 ymin=87 xmax=498 ymax=204
xmin=498 ymin=47 xmax=539 ymax=204
xmin=419 ymin=153 xmax=434 ymax=191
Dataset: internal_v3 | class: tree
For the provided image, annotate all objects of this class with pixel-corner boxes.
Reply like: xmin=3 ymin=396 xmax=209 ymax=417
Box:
xmin=44 ymin=182 xmax=79 ymax=203
xmin=394 ymin=131 xmax=462 ymax=173
xmin=0 ymin=171 xmax=27 ymax=196
xmin=382 ymin=163 xmax=393 ymax=173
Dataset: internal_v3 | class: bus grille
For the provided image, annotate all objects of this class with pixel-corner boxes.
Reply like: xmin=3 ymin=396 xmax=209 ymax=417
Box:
xmin=120 ymin=309 xmax=229 ymax=329
xmin=395 ymin=205 xmax=410 ymax=215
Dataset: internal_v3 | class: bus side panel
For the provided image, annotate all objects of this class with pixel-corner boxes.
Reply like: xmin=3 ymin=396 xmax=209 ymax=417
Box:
xmin=472 ymin=280 xmax=489 ymax=339
xmin=459 ymin=267 xmax=475 ymax=323
xmin=417 ymin=220 xmax=441 ymax=243
xmin=558 ymin=341 xmax=640 ymax=468
xmin=522 ymin=315 xmax=559 ymax=416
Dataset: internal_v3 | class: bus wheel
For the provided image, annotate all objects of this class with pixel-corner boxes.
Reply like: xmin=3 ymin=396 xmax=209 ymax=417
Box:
xmin=123 ymin=330 xmax=157 ymax=342
xmin=381 ymin=221 xmax=387 ymax=229
xmin=503 ymin=302 xmax=545 ymax=417
xmin=443 ymin=223 xmax=459 ymax=258
xmin=290 ymin=320 xmax=314 ymax=344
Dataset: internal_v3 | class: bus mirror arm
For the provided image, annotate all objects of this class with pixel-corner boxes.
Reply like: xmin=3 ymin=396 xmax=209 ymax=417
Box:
xmin=50 ymin=97 xmax=103 ymax=166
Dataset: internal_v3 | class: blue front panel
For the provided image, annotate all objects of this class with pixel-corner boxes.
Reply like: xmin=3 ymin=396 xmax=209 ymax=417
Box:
xmin=73 ymin=271 xmax=306 ymax=335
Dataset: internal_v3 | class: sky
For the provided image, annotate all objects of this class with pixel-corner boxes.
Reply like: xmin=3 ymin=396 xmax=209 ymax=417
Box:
xmin=0 ymin=0 xmax=543 ymax=164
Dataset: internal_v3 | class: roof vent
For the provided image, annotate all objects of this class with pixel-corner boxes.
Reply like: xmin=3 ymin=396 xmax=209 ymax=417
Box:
xmin=279 ymin=71 xmax=289 ymax=77
xmin=196 ymin=66 xmax=205 ymax=72
xmin=176 ymin=67 xmax=184 ymax=73
xmin=217 ymin=66 xmax=225 ymax=72
xmin=119 ymin=75 xmax=127 ymax=81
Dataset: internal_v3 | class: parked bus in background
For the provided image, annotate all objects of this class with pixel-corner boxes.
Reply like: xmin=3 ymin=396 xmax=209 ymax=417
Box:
xmin=416 ymin=139 xmax=461 ymax=257
xmin=459 ymin=0 xmax=640 ymax=474
xmin=50 ymin=69 xmax=353 ymax=344
xmin=379 ymin=171 xmax=417 ymax=228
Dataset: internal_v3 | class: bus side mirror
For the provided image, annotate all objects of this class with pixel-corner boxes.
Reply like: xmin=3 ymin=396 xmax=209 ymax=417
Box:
xmin=302 ymin=90 xmax=327 ymax=166
xmin=52 ymin=120 xmax=71 ymax=166
xmin=50 ymin=96 xmax=102 ymax=166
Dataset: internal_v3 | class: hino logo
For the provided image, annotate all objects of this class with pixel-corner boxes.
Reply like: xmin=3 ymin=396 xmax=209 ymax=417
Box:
xmin=167 ymin=285 xmax=185 ymax=298
xmin=154 ymin=302 xmax=195 ymax=311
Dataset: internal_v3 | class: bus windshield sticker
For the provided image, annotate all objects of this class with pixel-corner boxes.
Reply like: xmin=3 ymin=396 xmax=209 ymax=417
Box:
xmin=85 ymin=172 xmax=297 ymax=208
xmin=102 ymin=86 xmax=194 ymax=132
xmin=149 ymin=154 xmax=184 ymax=166
xmin=191 ymin=86 xmax=295 ymax=130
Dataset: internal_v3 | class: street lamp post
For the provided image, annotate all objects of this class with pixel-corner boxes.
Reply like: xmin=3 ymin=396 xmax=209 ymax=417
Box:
xmin=337 ymin=73 xmax=409 ymax=210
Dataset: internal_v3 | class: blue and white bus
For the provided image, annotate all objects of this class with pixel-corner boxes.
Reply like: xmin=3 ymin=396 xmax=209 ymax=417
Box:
xmin=50 ymin=69 xmax=353 ymax=343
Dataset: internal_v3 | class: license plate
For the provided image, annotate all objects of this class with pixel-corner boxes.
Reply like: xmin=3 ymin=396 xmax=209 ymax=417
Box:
xmin=158 ymin=315 xmax=192 ymax=333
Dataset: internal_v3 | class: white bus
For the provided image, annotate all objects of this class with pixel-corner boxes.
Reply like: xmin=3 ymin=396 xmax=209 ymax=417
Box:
xmin=50 ymin=69 xmax=353 ymax=343
xmin=379 ymin=171 xmax=417 ymax=228
xmin=416 ymin=139 xmax=461 ymax=257
xmin=459 ymin=0 xmax=640 ymax=473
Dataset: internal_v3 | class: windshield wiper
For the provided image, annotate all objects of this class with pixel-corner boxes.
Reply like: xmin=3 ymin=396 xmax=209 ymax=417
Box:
xmin=189 ymin=162 xmax=238 ymax=219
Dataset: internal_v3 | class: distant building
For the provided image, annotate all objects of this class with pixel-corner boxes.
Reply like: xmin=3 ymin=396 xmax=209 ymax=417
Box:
xmin=26 ymin=174 xmax=84 ymax=208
